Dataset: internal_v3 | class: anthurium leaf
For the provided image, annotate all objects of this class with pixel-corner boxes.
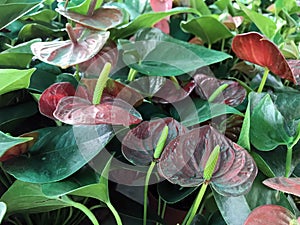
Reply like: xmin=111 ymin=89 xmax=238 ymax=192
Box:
xmin=175 ymin=98 xmax=243 ymax=128
xmin=250 ymin=93 xmax=293 ymax=150
xmin=120 ymin=28 xmax=231 ymax=76
xmin=21 ymin=9 xmax=57 ymax=23
xmin=41 ymin=165 xmax=99 ymax=197
xmin=243 ymin=205 xmax=296 ymax=225
xmin=0 ymin=202 xmax=6 ymax=223
xmin=263 ymin=177 xmax=300 ymax=197
xmin=129 ymin=76 xmax=166 ymax=97
xmin=237 ymin=3 xmax=277 ymax=39
xmin=2 ymin=125 xmax=115 ymax=183
xmin=158 ymin=125 xmax=257 ymax=196
xmin=31 ymin=28 xmax=109 ymax=69
xmin=0 ymin=39 xmax=40 ymax=68
xmin=56 ymin=6 xmax=123 ymax=30
xmin=122 ymin=117 xmax=187 ymax=166
xmin=0 ymin=0 xmax=43 ymax=30
xmin=0 ymin=180 xmax=70 ymax=214
xmin=181 ymin=16 xmax=233 ymax=45
xmin=231 ymin=32 xmax=296 ymax=84
xmin=194 ymin=74 xmax=246 ymax=107
xmin=190 ymin=0 xmax=211 ymax=15
xmin=0 ymin=68 xmax=35 ymax=95
xmin=112 ymin=7 xmax=200 ymax=38
xmin=53 ymin=96 xmax=142 ymax=126
xmin=60 ymin=0 xmax=103 ymax=15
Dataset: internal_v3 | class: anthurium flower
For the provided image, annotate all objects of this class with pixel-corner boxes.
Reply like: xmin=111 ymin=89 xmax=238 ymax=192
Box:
xmin=158 ymin=125 xmax=258 ymax=196
xmin=263 ymin=177 xmax=300 ymax=197
xmin=31 ymin=24 xmax=109 ymax=69
xmin=122 ymin=117 xmax=188 ymax=166
xmin=243 ymin=205 xmax=300 ymax=225
xmin=150 ymin=0 xmax=172 ymax=34
xmin=231 ymin=32 xmax=297 ymax=84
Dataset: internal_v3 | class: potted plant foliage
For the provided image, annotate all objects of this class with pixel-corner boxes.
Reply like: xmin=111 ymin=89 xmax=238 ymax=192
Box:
xmin=0 ymin=0 xmax=300 ymax=224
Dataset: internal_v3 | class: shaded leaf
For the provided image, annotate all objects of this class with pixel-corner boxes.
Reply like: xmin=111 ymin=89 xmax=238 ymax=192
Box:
xmin=263 ymin=177 xmax=300 ymax=197
xmin=194 ymin=74 xmax=246 ymax=107
xmin=31 ymin=27 xmax=109 ymax=69
xmin=120 ymin=28 xmax=231 ymax=76
xmin=56 ymin=6 xmax=123 ymax=30
xmin=158 ymin=125 xmax=257 ymax=196
xmin=243 ymin=205 xmax=296 ymax=225
xmin=0 ymin=68 xmax=36 ymax=95
xmin=54 ymin=96 xmax=142 ymax=126
xmin=3 ymin=125 xmax=115 ymax=183
xmin=0 ymin=0 xmax=43 ymax=30
xmin=231 ymin=32 xmax=296 ymax=84
xmin=181 ymin=16 xmax=233 ymax=45
xmin=0 ymin=180 xmax=70 ymax=214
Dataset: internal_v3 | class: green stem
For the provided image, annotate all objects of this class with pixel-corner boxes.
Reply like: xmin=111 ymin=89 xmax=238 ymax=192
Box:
xmin=156 ymin=196 xmax=162 ymax=225
xmin=185 ymin=183 xmax=209 ymax=225
xmin=107 ymin=202 xmax=123 ymax=225
xmin=208 ymin=83 xmax=229 ymax=103
xmin=285 ymin=146 xmax=293 ymax=177
xmin=221 ymin=39 xmax=225 ymax=52
xmin=257 ymin=68 xmax=269 ymax=93
xmin=24 ymin=214 xmax=33 ymax=225
xmin=127 ymin=68 xmax=138 ymax=82
xmin=61 ymin=207 xmax=73 ymax=225
xmin=74 ymin=65 xmax=80 ymax=81
xmin=92 ymin=62 xmax=112 ymax=105
xmin=144 ymin=161 xmax=156 ymax=225
xmin=161 ymin=201 xmax=167 ymax=221
xmin=208 ymin=43 xmax=212 ymax=49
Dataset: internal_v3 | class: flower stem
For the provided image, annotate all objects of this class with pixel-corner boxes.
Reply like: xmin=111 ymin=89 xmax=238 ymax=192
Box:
xmin=127 ymin=68 xmax=138 ymax=82
xmin=257 ymin=68 xmax=269 ymax=93
xmin=208 ymin=83 xmax=229 ymax=103
xmin=92 ymin=62 xmax=112 ymax=105
xmin=285 ymin=123 xmax=300 ymax=177
xmin=66 ymin=23 xmax=78 ymax=45
xmin=87 ymin=0 xmax=97 ymax=16
xmin=107 ymin=202 xmax=123 ymax=225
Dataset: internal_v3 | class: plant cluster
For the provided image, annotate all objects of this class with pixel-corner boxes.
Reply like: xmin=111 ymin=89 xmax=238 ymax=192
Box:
xmin=0 ymin=0 xmax=300 ymax=225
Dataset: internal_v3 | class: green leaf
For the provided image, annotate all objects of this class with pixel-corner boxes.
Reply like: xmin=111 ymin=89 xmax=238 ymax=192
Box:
xmin=0 ymin=202 xmax=6 ymax=223
xmin=250 ymin=93 xmax=293 ymax=151
xmin=21 ymin=9 xmax=57 ymax=23
xmin=3 ymin=125 xmax=116 ymax=183
xmin=0 ymin=68 xmax=36 ymax=95
xmin=0 ymin=180 xmax=70 ymax=214
xmin=120 ymin=28 xmax=231 ymax=76
xmin=237 ymin=98 xmax=251 ymax=150
xmin=0 ymin=0 xmax=43 ymax=30
xmin=112 ymin=7 xmax=200 ymax=39
xmin=0 ymin=131 xmax=33 ymax=157
xmin=181 ymin=16 xmax=233 ymax=45
xmin=237 ymin=2 xmax=277 ymax=39
xmin=63 ymin=0 xmax=103 ymax=15
xmin=0 ymin=39 xmax=40 ymax=68
xmin=174 ymin=98 xmax=243 ymax=127
xmin=190 ymin=0 xmax=211 ymax=15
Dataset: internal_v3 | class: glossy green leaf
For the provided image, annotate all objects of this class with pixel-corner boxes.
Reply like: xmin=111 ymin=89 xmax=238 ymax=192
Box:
xmin=112 ymin=7 xmax=200 ymax=38
xmin=237 ymin=98 xmax=251 ymax=150
xmin=0 ymin=0 xmax=43 ymax=30
xmin=21 ymin=9 xmax=57 ymax=23
xmin=190 ymin=0 xmax=211 ymax=15
xmin=120 ymin=28 xmax=231 ymax=76
xmin=0 ymin=202 xmax=6 ymax=223
xmin=181 ymin=16 xmax=233 ymax=45
xmin=0 ymin=68 xmax=36 ymax=95
xmin=174 ymin=98 xmax=243 ymax=127
xmin=60 ymin=0 xmax=103 ymax=15
xmin=3 ymin=125 xmax=115 ymax=183
xmin=250 ymin=93 xmax=293 ymax=150
xmin=0 ymin=39 xmax=40 ymax=68
xmin=237 ymin=2 xmax=277 ymax=39
xmin=0 ymin=180 xmax=70 ymax=214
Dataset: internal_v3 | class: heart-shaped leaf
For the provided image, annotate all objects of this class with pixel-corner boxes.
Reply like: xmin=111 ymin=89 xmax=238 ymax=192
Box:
xmin=122 ymin=117 xmax=187 ymax=166
xmin=158 ymin=125 xmax=257 ymax=196
xmin=78 ymin=40 xmax=119 ymax=77
xmin=0 ymin=202 xmax=6 ymax=223
xmin=0 ymin=68 xmax=36 ymax=95
xmin=54 ymin=96 xmax=142 ymax=126
xmin=3 ymin=125 xmax=115 ymax=183
xmin=231 ymin=32 xmax=297 ymax=84
xmin=31 ymin=27 xmax=109 ymax=69
xmin=120 ymin=28 xmax=231 ymax=76
xmin=243 ymin=205 xmax=297 ymax=225
xmin=56 ymin=6 xmax=123 ymax=30
xmin=194 ymin=74 xmax=246 ymax=107
xmin=263 ymin=177 xmax=300 ymax=197
xmin=181 ymin=16 xmax=233 ymax=45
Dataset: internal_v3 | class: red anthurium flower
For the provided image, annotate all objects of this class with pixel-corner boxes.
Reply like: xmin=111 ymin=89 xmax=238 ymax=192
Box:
xmin=158 ymin=125 xmax=258 ymax=196
xmin=243 ymin=205 xmax=299 ymax=225
xmin=150 ymin=0 xmax=172 ymax=34
xmin=232 ymin=32 xmax=297 ymax=84
xmin=263 ymin=177 xmax=300 ymax=197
